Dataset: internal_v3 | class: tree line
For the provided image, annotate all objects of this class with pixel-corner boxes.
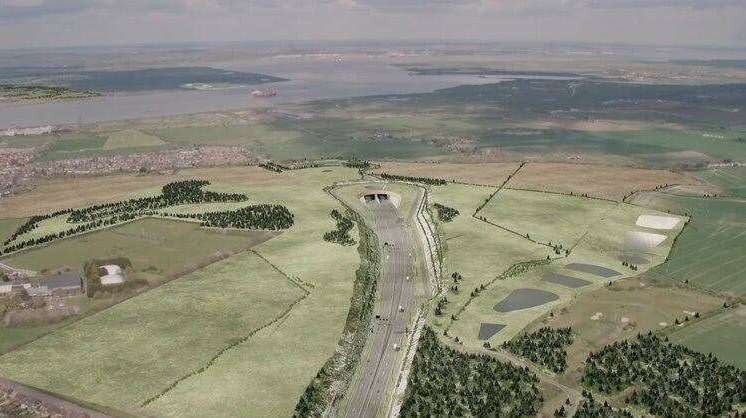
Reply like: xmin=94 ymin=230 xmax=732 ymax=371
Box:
xmin=400 ymin=327 xmax=541 ymax=417
xmin=67 ymin=180 xmax=247 ymax=223
xmin=432 ymin=203 xmax=459 ymax=223
xmin=502 ymin=327 xmax=574 ymax=373
xmin=582 ymin=332 xmax=746 ymax=417
xmin=377 ymin=173 xmax=447 ymax=186
xmin=1 ymin=181 xmax=292 ymax=255
xmin=322 ymin=209 xmax=356 ymax=245
xmin=165 ymin=204 xmax=294 ymax=230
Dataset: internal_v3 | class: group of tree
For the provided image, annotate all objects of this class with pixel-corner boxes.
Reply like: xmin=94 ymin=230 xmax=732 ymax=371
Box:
xmin=570 ymin=390 xmax=633 ymax=418
xmin=259 ymin=162 xmax=288 ymax=172
xmin=399 ymin=327 xmax=541 ymax=417
xmin=322 ymin=209 xmax=356 ymax=245
xmin=67 ymin=180 xmax=247 ymax=223
xmin=502 ymin=327 xmax=574 ymax=373
xmin=165 ymin=204 xmax=294 ymax=230
xmin=621 ymin=261 xmax=638 ymax=271
xmin=377 ymin=173 xmax=447 ymax=186
xmin=343 ymin=158 xmax=372 ymax=169
xmin=581 ymin=332 xmax=746 ymax=417
xmin=432 ymin=203 xmax=459 ymax=223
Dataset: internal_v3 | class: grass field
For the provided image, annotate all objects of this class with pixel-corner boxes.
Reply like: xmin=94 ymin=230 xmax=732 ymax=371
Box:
xmin=103 ymin=129 xmax=166 ymax=150
xmin=432 ymin=181 xmax=685 ymax=351
xmin=142 ymin=166 xmax=365 ymax=417
xmin=507 ymin=162 xmax=696 ymax=201
xmin=0 ymin=166 xmax=282 ymax=218
xmin=632 ymin=192 xmax=746 ymax=296
xmin=0 ymin=252 xmax=305 ymax=411
xmin=480 ymin=189 xmax=619 ymax=247
xmin=0 ymin=218 xmax=26 ymax=244
xmin=2 ymin=218 xmax=274 ymax=281
xmin=0 ymin=166 xmax=365 ymax=416
xmin=667 ymin=305 xmax=746 ymax=369
xmin=426 ymin=183 xmax=550 ymax=335
xmin=697 ymin=166 xmax=746 ymax=198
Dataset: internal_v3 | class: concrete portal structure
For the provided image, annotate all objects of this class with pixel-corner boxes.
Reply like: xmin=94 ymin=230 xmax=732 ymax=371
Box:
xmin=359 ymin=189 xmax=401 ymax=208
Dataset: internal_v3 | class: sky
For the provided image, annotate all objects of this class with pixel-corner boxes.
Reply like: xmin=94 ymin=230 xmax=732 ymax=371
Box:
xmin=1 ymin=0 xmax=745 ymax=49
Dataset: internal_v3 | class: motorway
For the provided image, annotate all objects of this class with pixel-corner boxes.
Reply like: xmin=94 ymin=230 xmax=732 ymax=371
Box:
xmin=344 ymin=198 xmax=419 ymax=418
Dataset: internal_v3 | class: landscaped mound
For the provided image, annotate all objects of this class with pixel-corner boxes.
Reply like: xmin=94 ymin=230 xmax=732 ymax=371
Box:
xmin=400 ymin=327 xmax=540 ymax=417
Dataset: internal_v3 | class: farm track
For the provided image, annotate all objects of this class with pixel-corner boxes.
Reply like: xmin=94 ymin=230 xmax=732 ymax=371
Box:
xmin=344 ymin=200 xmax=418 ymax=418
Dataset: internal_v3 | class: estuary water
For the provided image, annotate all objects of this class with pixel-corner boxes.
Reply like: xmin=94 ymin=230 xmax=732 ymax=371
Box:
xmin=0 ymin=57 xmax=505 ymax=129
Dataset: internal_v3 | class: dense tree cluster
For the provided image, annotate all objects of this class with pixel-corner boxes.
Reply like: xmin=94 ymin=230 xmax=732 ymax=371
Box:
xmin=67 ymin=180 xmax=247 ymax=223
xmin=502 ymin=327 xmax=573 ymax=373
xmin=377 ymin=173 xmax=447 ymax=186
xmin=571 ymin=391 xmax=632 ymax=418
xmin=322 ymin=209 xmax=356 ymax=245
xmin=432 ymin=203 xmax=459 ymax=222
xmin=259 ymin=162 xmax=288 ymax=172
xmin=166 ymin=204 xmax=294 ymax=230
xmin=400 ymin=327 xmax=541 ymax=417
xmin=343 ymin=158 xmax=372 ymax=169
xmin=582 ymin=332 xmax=746 ymax=417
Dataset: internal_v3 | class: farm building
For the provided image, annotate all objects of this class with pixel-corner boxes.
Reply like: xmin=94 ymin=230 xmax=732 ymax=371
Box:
xmin=39 ymin=272 xmax=83 ymax=296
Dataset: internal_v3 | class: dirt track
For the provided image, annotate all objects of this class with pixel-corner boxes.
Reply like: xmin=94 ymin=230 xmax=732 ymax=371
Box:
xmin=344 ymin=199 xmax=419 ymax=418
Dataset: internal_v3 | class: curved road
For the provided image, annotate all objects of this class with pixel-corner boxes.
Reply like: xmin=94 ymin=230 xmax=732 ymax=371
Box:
xmin=344 ymin=199 xmax=419 ymax=418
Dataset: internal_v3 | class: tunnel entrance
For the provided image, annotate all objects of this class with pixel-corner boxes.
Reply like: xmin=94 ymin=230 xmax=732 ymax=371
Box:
xmin=363 ymin=193 xmax=390 ymax=203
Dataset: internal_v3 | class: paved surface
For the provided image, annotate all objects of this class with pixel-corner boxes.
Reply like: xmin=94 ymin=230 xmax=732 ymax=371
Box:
xmin=344 ymin=200 xmax=418 ymax=418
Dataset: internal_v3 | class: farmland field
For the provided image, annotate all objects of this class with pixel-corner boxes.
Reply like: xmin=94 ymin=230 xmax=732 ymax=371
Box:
xmin=0 ymin=251 xmax=306 ymax=411
xmin=632 ymin=192 xmax=746 ymax=296
xmin=479 ymin=188 xmax=619 ymax=247
xmin=142 ymin=166 xmax=365 ymax=417
xmin=0 ymin=218 xmax=26 ymax=244
xmin=506 ymin=162 xmax=696 ymax=201
xmin=667 ymin=305 xmax=746 ymax=369
xmin=2 ymin=218 xmax=275 ymax=281
xmin=697 ymin=166 xmax=746 ymax=198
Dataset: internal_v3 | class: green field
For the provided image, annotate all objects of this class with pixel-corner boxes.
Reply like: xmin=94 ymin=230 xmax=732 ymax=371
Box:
xmin=634 ymin=192 xmax=746 ymax=296
xmin=431 ymin=183 xmax=683 ymax=349
xmin=667 ymin=305 xmax=746 ymax=369
xmin=0 ymin=218 xmax=26 ymax=244
xmin=2 ymin=217 xmax=273 ymax=280
xmin=0 ymin=252 xmax=305 ymax=411
xmin=698 ymin=166 xmax=746 ymax=198
xmin=103 ymin=129 xmax=166 ymax=149
xmin=142 ymin=167 xmax=365 ymax=417
xmin=480 ymin=189 xmax=619 ymax=247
